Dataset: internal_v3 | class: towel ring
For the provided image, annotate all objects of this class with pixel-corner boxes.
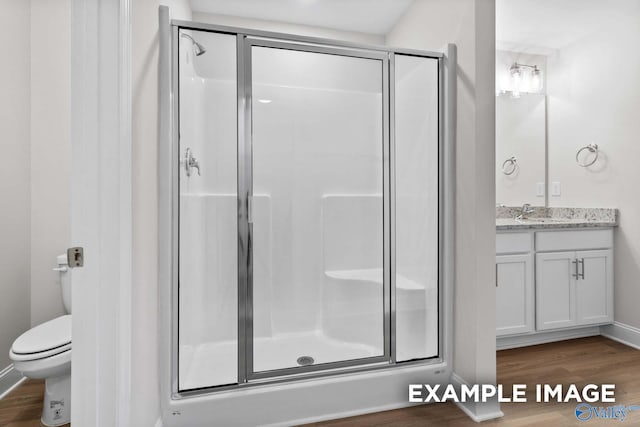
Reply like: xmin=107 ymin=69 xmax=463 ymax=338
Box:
xmin=502 ymin=156 xmax=518 ymax=175
xmin=576 ymin=143 xmax=599 ymax=167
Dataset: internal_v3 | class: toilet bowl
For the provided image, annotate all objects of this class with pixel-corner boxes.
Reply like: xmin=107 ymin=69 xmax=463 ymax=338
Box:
xmin=10 ymin=255 xmax=71 ymax=427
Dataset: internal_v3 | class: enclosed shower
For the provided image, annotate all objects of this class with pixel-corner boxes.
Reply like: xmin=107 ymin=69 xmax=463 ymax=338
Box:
xmin=168 ymin=21 xmax=445 ymax=395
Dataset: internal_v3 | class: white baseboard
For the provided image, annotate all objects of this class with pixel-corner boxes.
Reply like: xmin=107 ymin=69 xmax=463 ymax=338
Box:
xmin=496 ymin=326 xmax=601 ymax=350
xmin=600 ymin=322 xmax=640 ymax=350
xmin=450 ymin=373 xmax=504 ymax=422
xmin=0 ymin=365 xmax=25 ymax=400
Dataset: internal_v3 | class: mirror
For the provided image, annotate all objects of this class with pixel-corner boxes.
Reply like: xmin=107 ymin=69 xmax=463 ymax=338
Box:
xmin=495 ymin=93 xmax=546 ymax=206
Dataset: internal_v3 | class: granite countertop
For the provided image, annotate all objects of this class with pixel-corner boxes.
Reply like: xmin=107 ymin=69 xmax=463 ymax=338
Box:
xmin=496 ymin=207 xmax=618 ymax=231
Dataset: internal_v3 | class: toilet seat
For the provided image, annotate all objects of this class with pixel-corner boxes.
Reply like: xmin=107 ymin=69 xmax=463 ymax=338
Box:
xmin=10 ymin=343 xmax=71 ymax=361
xmin=10 ymin=315 xmax=71 ymax=361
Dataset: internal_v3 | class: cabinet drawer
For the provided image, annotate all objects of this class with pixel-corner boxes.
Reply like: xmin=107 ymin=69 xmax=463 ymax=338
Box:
xmin=497 ymin=232 xmax=532 ymax=254
xmin=536 ymin=229 xmax=613 ymax=252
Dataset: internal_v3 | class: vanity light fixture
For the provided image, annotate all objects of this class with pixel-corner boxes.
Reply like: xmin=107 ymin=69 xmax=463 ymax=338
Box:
xmin=509 ymin=62 xmax=543 ymax=97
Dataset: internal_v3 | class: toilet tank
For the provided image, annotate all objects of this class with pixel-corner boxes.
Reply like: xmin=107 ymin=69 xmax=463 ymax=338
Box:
xmin=57 ymin=254 xmax=72 ymax=314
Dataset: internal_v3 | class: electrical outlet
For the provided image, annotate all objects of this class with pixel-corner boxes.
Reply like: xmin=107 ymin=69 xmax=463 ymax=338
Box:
xmin=551 ymin=182 xmax=561 ymax=197
xmin=536 ymin=182 xmax=545 ymax=197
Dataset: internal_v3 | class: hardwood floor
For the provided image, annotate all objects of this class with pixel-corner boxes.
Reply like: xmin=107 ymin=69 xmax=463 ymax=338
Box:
xmin=0 ymin=337 xmax=637 ymax=426
xmin=307 ymin=337 xmax=640 ymax=427
xmin=0 ymin=379 xmax=61 ymax=427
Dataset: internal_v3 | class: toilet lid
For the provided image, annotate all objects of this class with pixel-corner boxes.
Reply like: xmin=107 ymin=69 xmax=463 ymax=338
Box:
xmin=12 ymin=315 xmax=72 ymax=355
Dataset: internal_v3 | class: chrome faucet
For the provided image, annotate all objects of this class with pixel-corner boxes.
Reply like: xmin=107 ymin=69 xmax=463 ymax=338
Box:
xmin=515 ymin=203 xmax=535 ymax=221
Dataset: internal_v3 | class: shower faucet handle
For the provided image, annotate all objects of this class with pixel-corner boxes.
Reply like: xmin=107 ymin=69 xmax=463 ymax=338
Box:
xmin=190 ymin=158 xmax=201 ymax=176
xmin=184 ymin=147 xmax=201 ymax=177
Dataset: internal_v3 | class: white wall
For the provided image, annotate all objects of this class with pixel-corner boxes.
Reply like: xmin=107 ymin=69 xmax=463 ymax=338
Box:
xmin=30 ymin=0 xmax=71 ymax=327
xmin=129 ymin=0 xmax=191 ymax=424
xmin=0 ymin=0 xmax=70 ymax=371
xmin=0 ymin=0 xmax=32 ymax=370
xmin=546 ymin=5 xmax=640 ymax=329
xmin=387 ymin=0 xmax=499 ymax=419
xmin=132 ymin=1 xmax=166 ymax=425
xmin=161 ymin=0 xmax=192 ymax=20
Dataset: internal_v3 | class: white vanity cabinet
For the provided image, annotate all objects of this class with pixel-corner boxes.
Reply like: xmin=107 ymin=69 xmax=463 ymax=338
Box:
xmin=495 ymin=233 xmax=534 ymax=336
xmin=496 ymin=228 xmax=614 ymax=343
xmin=496 ymin=254 xmax=534 ymax=336
xmin=535 ymin=230 xmax=614 ymax=331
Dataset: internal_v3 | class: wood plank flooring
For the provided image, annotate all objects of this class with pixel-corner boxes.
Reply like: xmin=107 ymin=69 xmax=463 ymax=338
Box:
xmin=0 ymin=337 xmax=637 ymax=426
xmin=307 ymin=337 xmax=640 ymax=426
xmin=0 ymin=379 xmax=62 ymax=427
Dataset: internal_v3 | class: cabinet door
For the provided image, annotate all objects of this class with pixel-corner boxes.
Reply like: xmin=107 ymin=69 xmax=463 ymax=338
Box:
xmin=496 ymin=254 xmax=534 ymax=336
xmin=576 ymin=249 xmax=613 ymax=325
xmin=536 ymin=251 xmax=577 ymax=330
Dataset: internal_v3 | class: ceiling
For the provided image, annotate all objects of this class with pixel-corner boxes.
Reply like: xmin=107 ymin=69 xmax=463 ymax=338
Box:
xmin=189 ymin=0 xmax=415 ymax=35
xmin=497 ymin=0 xmax=640 ymax=54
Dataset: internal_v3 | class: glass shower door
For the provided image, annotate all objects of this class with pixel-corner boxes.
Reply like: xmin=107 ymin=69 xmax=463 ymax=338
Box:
xmin=245 ymin=41 xmax=390 ymax=375
xmin=177 ymin=30 xmax=239 ymax=390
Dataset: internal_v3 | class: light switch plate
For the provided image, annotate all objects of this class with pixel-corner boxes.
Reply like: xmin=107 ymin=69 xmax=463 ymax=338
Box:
xmin=551 ymin=182 xmax=561 ymax=197
xmin=536 ymin=182 xmax=545 ymax=197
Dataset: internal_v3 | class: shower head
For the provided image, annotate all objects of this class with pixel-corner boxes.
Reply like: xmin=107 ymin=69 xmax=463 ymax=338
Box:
xmin=192 ymin=41 xmax=206 ymax=56
xmin=180 ymin=33 xmax=206 ymax=56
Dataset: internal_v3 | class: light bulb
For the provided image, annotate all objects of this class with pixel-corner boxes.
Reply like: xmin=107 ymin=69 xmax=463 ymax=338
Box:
xmin=530 ymin=68 xmax=543 ymax=93
xmin=509 ymin=63 xmax=522 ymax=95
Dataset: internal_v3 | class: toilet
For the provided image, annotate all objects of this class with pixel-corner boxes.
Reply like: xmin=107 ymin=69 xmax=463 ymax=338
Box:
xmin=10 ymin=254 xmax=71 ymax=426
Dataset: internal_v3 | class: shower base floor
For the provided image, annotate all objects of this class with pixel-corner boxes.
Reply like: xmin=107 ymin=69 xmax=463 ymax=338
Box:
xmin=179 ymin=330 xmax=381 ymax=391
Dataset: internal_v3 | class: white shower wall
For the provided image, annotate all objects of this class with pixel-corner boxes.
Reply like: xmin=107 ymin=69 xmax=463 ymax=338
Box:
xmin=252 ymin=85 xmax=384 ymax=338
xmin=178 ymin=33 xmax=239 ymax=346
